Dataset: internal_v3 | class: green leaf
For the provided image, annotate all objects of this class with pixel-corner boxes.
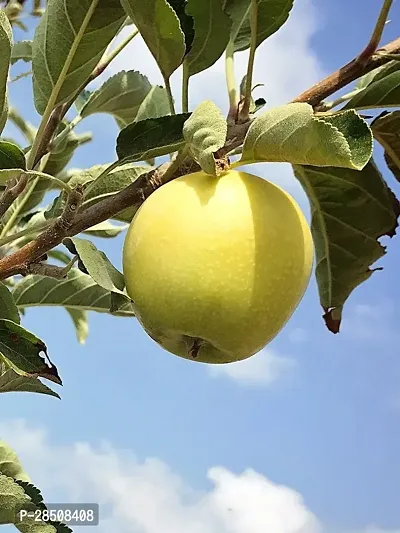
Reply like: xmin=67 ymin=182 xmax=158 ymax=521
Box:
xmin=47 ymin=249 xmax=72 ymax=264
xmin=0 ymin=368 xmax=60 ymax=398
xmin=66 ymin=309 xmax=88 ymax=344
xmin=0 ymin=141 xmax=26 ymax=171
xmin=184 ymin=0 xmax=231 ymax=77
xmin=80 ymin=163 xmax=151 ymax=222
xmin=0 ymin=11 xmax=12 ymax=134
xmin=225 ymin=0 xmax=293 ymax=52
xmin=13 ymin=480 xmax=45 ymax=509
xmin=240 ymin=103 xmax=373 ymax=170
xmin=84 ymin=220 xmax=128 ymax=238
xmin=21 ymin=181 xmax=57 ymax=217
xmin=344 ymin=61 xmax=400 ymax=110
xmin=183 ymin=100 xmax=227 ymax=175
xmin=167 ymin=0 xmax=195 ymax=55
xmin=32 ymin=0 xmax=126 ymax=115
xmin=66 ymin=164 xmax=109 ymax=189
xmin=79 ymin=70 xmax=152 ymax=127
xmin=13 ymin=268 xmax=135 ymax=317
xmin=0 ymin=169 xmax=22 ymax=183
xmin=0 ymin=283 xmax=20 ymax=323
xmin=0 ymin=170 xmax=64 ymax=191
xmin=0 ymin=441 xmax=30 ymax=482
xmin=11 ymin=41 xmax=32 ymax=65
xmin=63 ymin=236 xmax=125 ymax=294
xmin=355 ymin=64 xmax=387 ymax=90
xmin=293 ymin=161 xmax=400 ymax=333
xmin=371 ymin=110 xmax=400 ymax=182
xmin=0 ymin=320 xmax=62 ymax=385
xmin=6 ymin=211 xmax=49 ymax=249
xmin=13 ymin=481 xmax=72 ymax=533
xmin=2 ymin=177 xmax=52 ymax=221
xmin=120 ymin=0 xmax=185 ymax=80
xmin=116 ymin=113 xmax=191 ymax=161
xmin=133 ymin=85 xmax=170 ymax=122
xmin=0 ymin=471 xmax=70 ymax=531
xmin=75 ymin=89 xmax=91 ymax=113
xmin=0 ymin=473 xmax=30 ymax=526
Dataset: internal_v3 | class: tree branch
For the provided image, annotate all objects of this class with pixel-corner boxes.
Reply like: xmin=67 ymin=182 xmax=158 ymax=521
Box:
xmin=33 ymin=104 xmax=68 ymax=167
xmin=356 ymin=0 xmax=393 ymax=65
xmin=0 ymin=173 xmax=28 ymax=219
xmin=0 ymin=187 xmax=83 ymax=279
xmin=292 ymin=37 xmax=400 ymax=107
xmin=15 ymin=262 xmax=71 ymax=279
xmin=0 ymin=36 xmax=399 ymax=280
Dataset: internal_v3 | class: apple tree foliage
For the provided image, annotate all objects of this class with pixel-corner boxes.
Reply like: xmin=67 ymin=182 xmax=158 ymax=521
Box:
xmin=0 ymin=0 xmax=399 ymax=529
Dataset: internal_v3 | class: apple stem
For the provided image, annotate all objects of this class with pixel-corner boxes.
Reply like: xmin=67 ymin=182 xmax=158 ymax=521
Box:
xmin=188 ymin=338 xmax=204 ymax=358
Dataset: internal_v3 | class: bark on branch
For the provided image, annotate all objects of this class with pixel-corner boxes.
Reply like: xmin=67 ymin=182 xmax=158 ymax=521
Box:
xmin=292 ymin=37 xmax=400 ymax=107
xmin=0 ymin=187 xmax=83 ymax=279
xmin=0 ymin=173 xmax=29 ymax=219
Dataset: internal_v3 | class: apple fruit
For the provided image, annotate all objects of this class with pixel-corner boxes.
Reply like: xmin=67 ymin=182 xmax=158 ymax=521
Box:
xmin=123 ymin=169 xmax=313 ymax=364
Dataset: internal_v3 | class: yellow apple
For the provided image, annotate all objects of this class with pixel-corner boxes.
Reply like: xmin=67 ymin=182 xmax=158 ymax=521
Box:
xmin=123 ymin=169 xmax=313 ymax=364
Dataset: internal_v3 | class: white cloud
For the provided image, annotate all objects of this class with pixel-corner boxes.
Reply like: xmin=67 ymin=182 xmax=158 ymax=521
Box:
xmin=0 ymin=421 xmax=398 ymax=533
xmin=0 ymin=420 xmax=320 ymax=533
xmin=208 ymin=348 xmax=296 ymax=386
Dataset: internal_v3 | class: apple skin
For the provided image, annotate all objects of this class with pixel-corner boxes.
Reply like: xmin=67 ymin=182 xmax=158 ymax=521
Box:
xmin=123 ymin=169 xmax=313 ymax=364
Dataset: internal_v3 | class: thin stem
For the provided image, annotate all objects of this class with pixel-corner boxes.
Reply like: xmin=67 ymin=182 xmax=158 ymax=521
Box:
xmin=0 ymin=177 xmax=40 ymax=238
xmin=316 ymin=88 xmax=363 ymax=111
xmin=37 ymin=173 xmax=73 ymax=194
xmin=1 ymin=170 xmax=73 ymax=196
xmin=165 ymin=78 xmax=176 ymax=114
xmin=182 ymin=61 xmax=189 ymax=113
xmin=26 ymin=0 xmax=100 ymax=170
xmin=161 ymin=146 xmax=190 ymax=183
xmin=11 ymin=70 xmax=32 ymax=83
xmin=225 ymin=39 xmax=237 ymax=123
xmin=29 ymin=104 xmax=68 ymax=168
xmin=61 ymin=254 xmax=78 ymax=275
xmin=0 ymin=174 xmax=28 ymax=220
xmin=52 ymin=115 xmax=83 ymax=149
xmin=238 ymin=0 xmax=258 ymax=122
xmin=87 ymin=28 xmax=139 ymax=83
xmin=357 ymin=0 xmax=393 ymax=64
xmin=0 ymin=222 xmax=52 ymax=247
xmin=374 ymin=52 xmax=400 ymax=60
xmin=82 ymin=159 xmax=123 ymax=198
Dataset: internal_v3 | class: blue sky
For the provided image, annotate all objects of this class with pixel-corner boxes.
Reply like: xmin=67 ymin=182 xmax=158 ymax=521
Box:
xmin=2 ymin=1 xmax=400 ymax=532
